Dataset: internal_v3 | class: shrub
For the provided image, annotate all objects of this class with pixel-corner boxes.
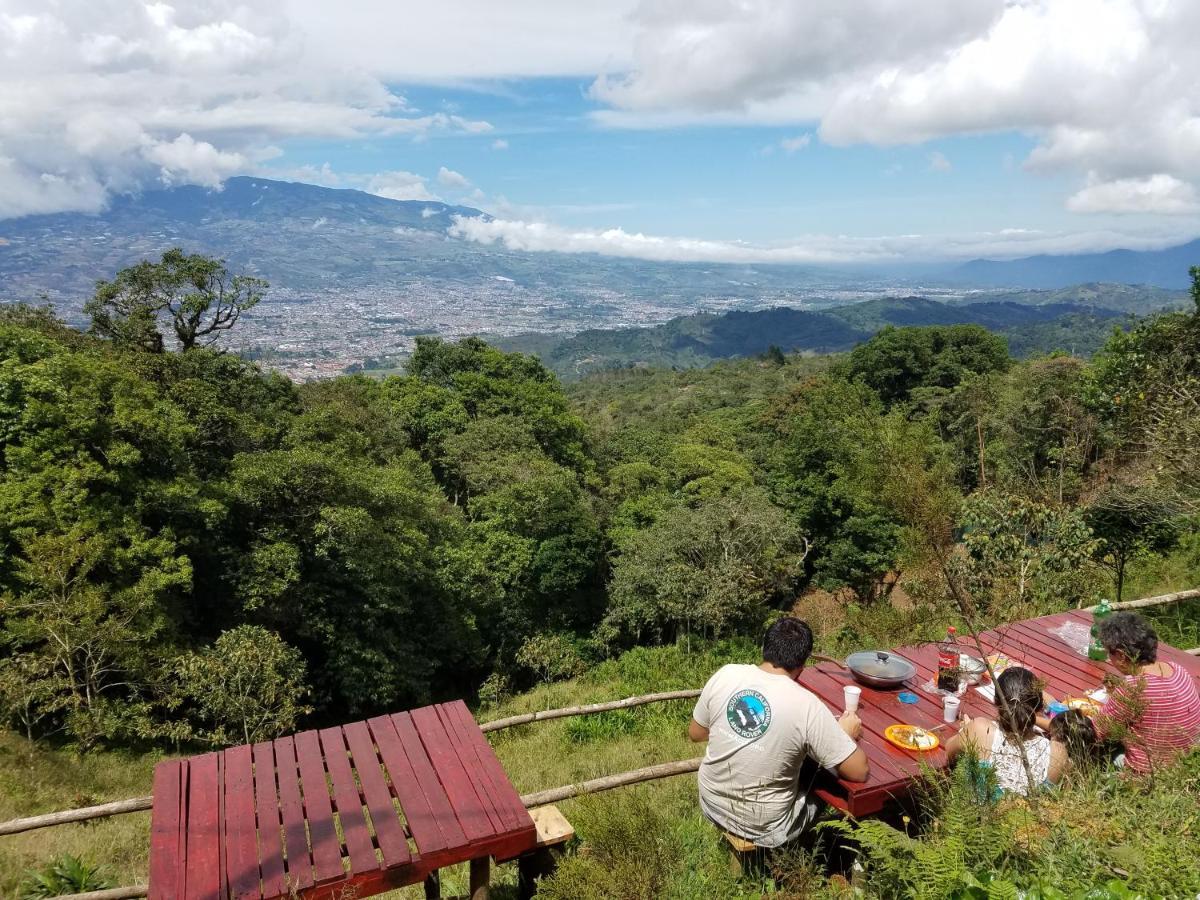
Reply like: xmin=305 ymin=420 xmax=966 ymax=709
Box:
xmin=20 ymin=855 xmax=112 ymax=899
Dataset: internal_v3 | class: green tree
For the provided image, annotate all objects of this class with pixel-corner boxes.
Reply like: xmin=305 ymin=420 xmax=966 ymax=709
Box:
xmin=1084 ymin=488 xmax=1180 ymax=601
xmin=957 ymin=492 xmax=1100 ymax=613
xmin=174 ymin=625 xmax=310 ymax=745
xmin=86 ymin=249 xmax=266 ymax=352
xmin=842 ymin=324 xmax=1010 ymax=408
xmin=604 ymin=491 xmax=808 ymax=645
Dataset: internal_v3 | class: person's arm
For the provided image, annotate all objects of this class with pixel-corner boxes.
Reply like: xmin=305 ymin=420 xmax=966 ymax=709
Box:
xmin=689 ymin=670 xmax=719 ymax=742
xmin=810 ymin=707 xmax=869 ymax=782
xmin=1046 ymin=739 xmax=1070 ymax=784
xmin=946 ymin=715 xmax=987 ymax=764
xmin=835 ymin=747 xmax=869 ymax=782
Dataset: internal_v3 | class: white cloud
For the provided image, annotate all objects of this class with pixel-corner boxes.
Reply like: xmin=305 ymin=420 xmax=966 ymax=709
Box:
xmin=591 ymin=0 xmax=1200 ymax=213
xmin=1067 ymin=174 xmax=1199 ymax=215
xmin=449 ymin=214 xmax=1198 ymax=265
xmin=0 ymin=0 xmax=492 ymax=219
xmin=437 ymin=166 xmax=471 ymax=188
xmin=141 ymin=133 xmax=247 ymax=186
xmin=365 ymin=170 xmax=439 ymax=202
xmin=779 ymin=134 xmax=811 ymax=154
xmin=928 ymin=151 xmax=952 ymax=173
xmin=491 ymin=138 xmax=509 ymax=150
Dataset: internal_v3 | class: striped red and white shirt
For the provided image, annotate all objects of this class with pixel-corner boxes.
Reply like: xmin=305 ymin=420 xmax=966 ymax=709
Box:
xmin=1098 ymin=663 xmax=1200 ymax=773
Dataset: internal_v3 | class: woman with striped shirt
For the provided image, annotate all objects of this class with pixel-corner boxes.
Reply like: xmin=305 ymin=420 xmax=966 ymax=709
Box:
xmin=1095 ymin=612 xmax=1200 ymax=773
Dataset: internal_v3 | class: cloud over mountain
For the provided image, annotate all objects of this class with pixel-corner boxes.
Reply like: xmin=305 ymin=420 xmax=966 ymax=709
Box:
xmin=0 ymin=0 xmax=491 ymax=218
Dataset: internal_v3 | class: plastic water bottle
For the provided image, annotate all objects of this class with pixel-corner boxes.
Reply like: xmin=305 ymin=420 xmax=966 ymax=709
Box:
xmin=937 ymin=626 xmax=960 ymax=692
xmin=1088 ymin=598 xmax=1112 ymax=661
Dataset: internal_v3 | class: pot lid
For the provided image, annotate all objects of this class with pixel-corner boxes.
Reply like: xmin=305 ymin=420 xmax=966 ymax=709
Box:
xmin=846 ymin=650 xmax=916 ymax=679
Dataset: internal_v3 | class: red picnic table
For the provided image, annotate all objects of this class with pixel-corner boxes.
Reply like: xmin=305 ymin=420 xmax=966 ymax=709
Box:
xmin=148 ymin=699 xmax=537 ymax=900
xmin=801 ymin=608 xmax=1200 ymax=817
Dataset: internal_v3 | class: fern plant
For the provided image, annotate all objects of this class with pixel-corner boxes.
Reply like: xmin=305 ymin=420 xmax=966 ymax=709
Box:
xmin=20 ymin=854 xmax=112 ymax=899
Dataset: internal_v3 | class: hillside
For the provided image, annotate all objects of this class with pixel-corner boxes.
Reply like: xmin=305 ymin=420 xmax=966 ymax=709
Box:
xmin=954 ymin=238 xmax=1200 ymax=289
xmin=497 ymin=295 xmax=1133 ymax=378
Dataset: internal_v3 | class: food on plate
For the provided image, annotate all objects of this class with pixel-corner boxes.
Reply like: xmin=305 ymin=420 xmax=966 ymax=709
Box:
xmin=1064 ymin=697 xmax=1102 ymax=717
xmin=885 ymin=724 xmax=940 ymax=751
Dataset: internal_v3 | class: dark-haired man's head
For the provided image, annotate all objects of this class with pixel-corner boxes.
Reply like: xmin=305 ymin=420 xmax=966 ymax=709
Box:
xmin=763 ymin=617 xmax=814 ymax=674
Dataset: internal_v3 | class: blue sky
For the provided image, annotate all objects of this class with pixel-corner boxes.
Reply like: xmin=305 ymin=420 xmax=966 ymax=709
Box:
xmin=3 ymin=1 xmax=1199 ymax=262
xmin=279 ymin=80 xmax=1076 ymax=242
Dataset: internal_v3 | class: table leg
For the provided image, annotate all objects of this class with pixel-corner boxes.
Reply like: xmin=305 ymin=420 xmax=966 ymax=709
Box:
xmin=424 ymin=870 xmax=440 ymax=899
xmin=470 ymin=856 xmax=490 ymax=900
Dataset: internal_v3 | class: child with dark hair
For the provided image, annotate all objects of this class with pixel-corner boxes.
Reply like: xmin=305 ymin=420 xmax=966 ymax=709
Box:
xmin=1048 ymin=709 xmax=1101 ymax=766
xmin=946 ymin=666 xmax=1069 ymax=796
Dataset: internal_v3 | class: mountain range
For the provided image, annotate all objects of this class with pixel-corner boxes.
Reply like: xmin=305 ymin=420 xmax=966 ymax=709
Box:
xmin=0 ymin=176 xmax=1195 ymax=378
xmin=954 ymin=240 xmax=1200 ymax=290
xmin=495 ymin=296 xmax=1148 ymax=379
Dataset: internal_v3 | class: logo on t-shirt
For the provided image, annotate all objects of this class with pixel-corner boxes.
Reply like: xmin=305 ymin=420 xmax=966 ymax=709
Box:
xmin=726 ymin=689 xmax=772 ymax=739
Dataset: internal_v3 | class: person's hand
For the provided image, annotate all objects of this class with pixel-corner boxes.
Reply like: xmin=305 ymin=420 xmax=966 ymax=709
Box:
xmin=1042 ymin=690 xmax=1058 ymax=708
xmin=839 ymin=710 xmax=863 ymax=741
xmin=960 ymin=714 xmax=973 ymax=728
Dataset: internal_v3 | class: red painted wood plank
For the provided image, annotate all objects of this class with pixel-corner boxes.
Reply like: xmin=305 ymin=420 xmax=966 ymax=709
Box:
xmin=251 ymin=742 xmax=286 ymax=899
xmin=273 ymin=736 xmax=314 ymax=892
xmin=971 ymin=628 xmax=1097 ymax=696
xmin=293 ymin=729 xmax=344 ymax=884
xmin=223 ymin=744 xmax=260 ymax=900
xmin=433 ymin=704 xmax=507 ymax=836
xmin=991 ymin=621 xmax=1106 ymax=693
xmin=342 ymin=721 xmax=412 ymax=869
xmin=439 ymin=702 xmax=532 ymax=837
xmin=409 ymin=705 xmax=496 ymax=843
xmin=184 ymin=753 xmax=221 ymax=900
xmin=149 ymin=760 xmax=185 ymax=900
xmin=318 ymin=727 xmax=378 ymax=875
xmin=799 ymin=667 xmax=922 ymax=781
xmin=372 ymin=712 xmax=466 ymax=855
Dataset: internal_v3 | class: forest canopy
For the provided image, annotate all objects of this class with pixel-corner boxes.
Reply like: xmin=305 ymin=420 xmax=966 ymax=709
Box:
xmin=0 ymin=260 xmax=1198 ymax=749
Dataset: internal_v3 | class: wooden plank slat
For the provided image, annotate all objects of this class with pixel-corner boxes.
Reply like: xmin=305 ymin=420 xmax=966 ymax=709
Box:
xmin=439 ymin=702 xmax=531 ymax=836
xmin=433 ymin=704 xmax=507 ymax=835
xmin=251 ymin=742 xmax=287 ymax=899
xmin=371 ymin=712 xmax=466 ymax=855
xmin=293 ymin=729 xmax=344 ymax=884
xmin=273 ymin=736 xmax=314 ymax=892
xmin=223 ymin=744 xmax=260 ymax=900
xmin=318 ymin=726 xmax=378 ymax=875
xmin=184 ymin=753 xmax=221 ymax=900
xmin=149 ymin=761 xmax=184 ymax=900
xmin=409 ymin=705 xmax=495 ymax=843
xmin=342 ymin=721 xmax=412 ymax=869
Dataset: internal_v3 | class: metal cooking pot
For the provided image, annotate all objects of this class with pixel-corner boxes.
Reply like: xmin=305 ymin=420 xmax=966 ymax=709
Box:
xmin=842 ymin=650 xmax=917 ymax=689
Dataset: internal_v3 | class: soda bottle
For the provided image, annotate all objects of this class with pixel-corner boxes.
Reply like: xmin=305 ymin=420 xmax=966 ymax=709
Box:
xmin=1088 ymin=598 xmax=1112 ymax=661
xmin=937 ymin=626 xmax=961 ymax=692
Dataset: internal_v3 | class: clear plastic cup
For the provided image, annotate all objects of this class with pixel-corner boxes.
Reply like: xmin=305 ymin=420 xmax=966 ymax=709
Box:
xmin=943 ymin=694 xmax=961 ymax=723
xmin=843 ymin=685 xmax=862 ymax=713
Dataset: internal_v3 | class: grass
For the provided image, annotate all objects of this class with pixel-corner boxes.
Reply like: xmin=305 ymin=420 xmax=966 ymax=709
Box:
xmin=0 ymin=733 xmax=163 ymax=897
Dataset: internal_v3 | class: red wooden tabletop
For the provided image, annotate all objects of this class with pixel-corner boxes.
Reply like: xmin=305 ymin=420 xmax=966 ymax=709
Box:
xmin=805 ymin=609 xmax=1200 ymax=817
xmin=148 ymin=700 xmax=537 ymax=900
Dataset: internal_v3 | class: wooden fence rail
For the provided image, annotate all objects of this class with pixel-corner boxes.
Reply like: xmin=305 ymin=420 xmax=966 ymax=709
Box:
xmin=1089 ymin=588 xmax=1200 ymax=612
xmin=479 ymin=689 xmax=702 ymax=733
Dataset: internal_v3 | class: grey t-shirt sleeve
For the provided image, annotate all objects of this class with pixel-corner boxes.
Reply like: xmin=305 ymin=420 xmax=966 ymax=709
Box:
xmin=693 ymin=668 xmax=722 ymax=728
xmin=805 ymin=701 xmax=859 ymax=769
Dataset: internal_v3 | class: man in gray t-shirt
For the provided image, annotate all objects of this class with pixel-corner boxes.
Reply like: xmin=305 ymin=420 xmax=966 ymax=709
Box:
xmin=689 ymin=618 xmax=868 ymax=847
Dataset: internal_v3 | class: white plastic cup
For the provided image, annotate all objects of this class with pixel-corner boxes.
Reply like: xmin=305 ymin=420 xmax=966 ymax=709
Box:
xmin=844 ymin=685 xmax=862 ymax=713
xmin=943 ymin=694 xmax=961 ymax=724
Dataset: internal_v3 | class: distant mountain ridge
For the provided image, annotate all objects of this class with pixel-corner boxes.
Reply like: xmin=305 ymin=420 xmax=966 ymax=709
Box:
xmin=954 ymin=239 xmax=1200 ymax=289
xmin=496 ymin=296 xmax=1136 ymax=379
